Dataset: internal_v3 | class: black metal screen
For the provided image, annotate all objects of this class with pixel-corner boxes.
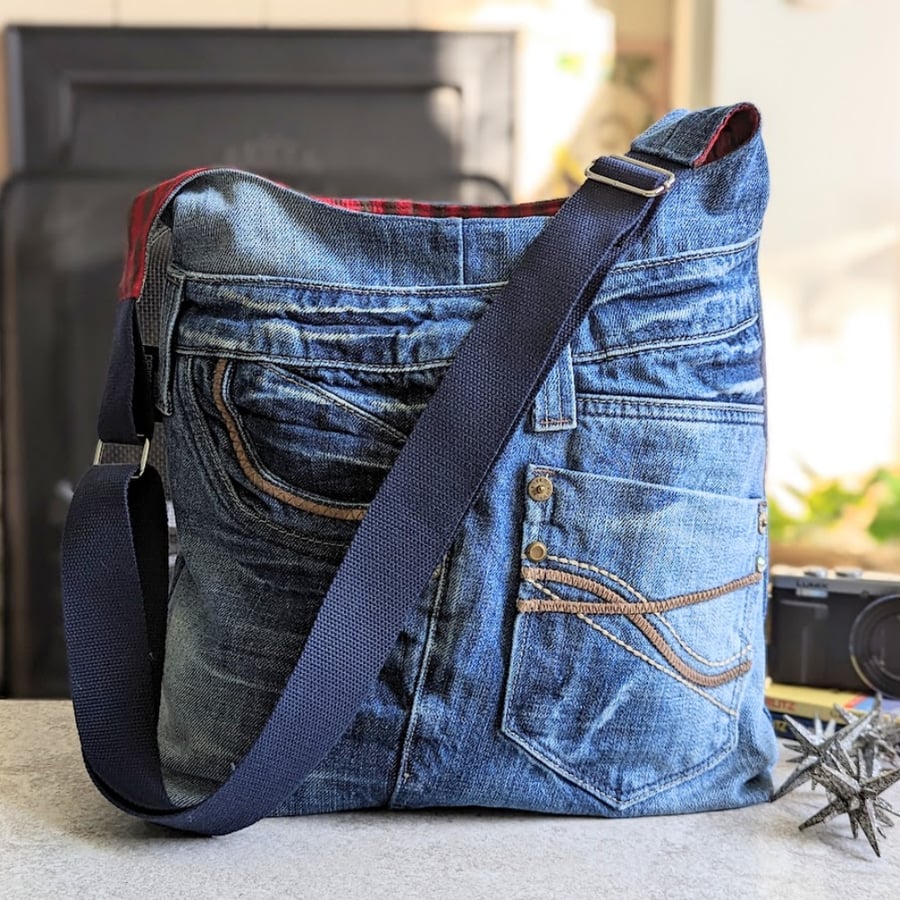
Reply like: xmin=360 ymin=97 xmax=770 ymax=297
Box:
xmin=1 ymin=26 xmax=515 ymax=696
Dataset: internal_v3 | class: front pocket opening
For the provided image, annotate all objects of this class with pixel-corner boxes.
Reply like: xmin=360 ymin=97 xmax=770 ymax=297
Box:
xmin=212 ymin=358 xmax=367 ymax=522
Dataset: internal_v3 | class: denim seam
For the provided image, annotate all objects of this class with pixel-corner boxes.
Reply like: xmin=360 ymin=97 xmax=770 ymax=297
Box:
xmin=457 ymin=217 xmax=465 ymax=285
xmin=388 ymin=556 xmax=453 ymax=810
xmin=176 ymin=328 xmax=762 ymax=389
xmin=577 ymin=394 xmax=764 ymax=414
xmin=178 ymin=347 xmax=453 ymax=375
xmin=537 ymin=417 xmax=573 ymax=427
xmin=167 ymin=554 xmax=187 ymax=604
xmin=575 ymin=394 xmax=764 ymax=424
xmin=555 ymin=362 xmax=563 ymax=421
xmin=534 ymin=468 xmax=766 ymax=505
xmin=177 ymin=357 xmax=355 ymax=547
xmin=173 ymin=235 xmax=759 ymax=292
xmin=613 ymin=232 xmax=760 ymax=273
xmin=174 ymin=268 xmax=506 ymax=296
xmin=572 ymin=314 xmax=759 ymax=364
xmin=505 ymin=719 xmax=738 ymax=809
xmin=147 ymin=226 xmax=171 ymax=255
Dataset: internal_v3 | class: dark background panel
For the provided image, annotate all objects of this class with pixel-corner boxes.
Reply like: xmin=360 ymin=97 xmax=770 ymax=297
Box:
xmin=1 ymin=26 xmax=516 ymax=696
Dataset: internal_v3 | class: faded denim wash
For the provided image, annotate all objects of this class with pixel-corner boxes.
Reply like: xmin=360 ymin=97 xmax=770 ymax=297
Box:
xmin=154 ymin=104 xmax=778 ymax=818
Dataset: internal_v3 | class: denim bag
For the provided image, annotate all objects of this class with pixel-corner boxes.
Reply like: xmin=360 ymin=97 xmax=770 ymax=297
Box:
xmin=61 ymin=103 xmax=777 ymax=835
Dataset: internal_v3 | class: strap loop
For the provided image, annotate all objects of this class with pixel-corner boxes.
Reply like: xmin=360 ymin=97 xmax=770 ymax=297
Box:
xmin=584 ymin=155 xmax=675 ymax=197
xmin=93 ymin=438 xmax=151 ymax=479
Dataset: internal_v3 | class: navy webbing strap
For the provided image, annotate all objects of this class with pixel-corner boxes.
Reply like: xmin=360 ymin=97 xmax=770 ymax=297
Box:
xmin=61 ymin=157 xmax=673 ymax=835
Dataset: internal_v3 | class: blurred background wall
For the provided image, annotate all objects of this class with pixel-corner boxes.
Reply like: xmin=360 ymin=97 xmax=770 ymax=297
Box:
xmin=0 ymin=1 xmax=687 ymax=189
xmin=0 ymin=1 xmax=897 ymax=696
xmin=709 ymin=0 xmax=900 ymax=565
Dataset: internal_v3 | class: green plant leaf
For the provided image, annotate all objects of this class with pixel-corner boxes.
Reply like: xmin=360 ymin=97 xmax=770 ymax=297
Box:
xmin=869 ymin=504 xmax=900 ymax=542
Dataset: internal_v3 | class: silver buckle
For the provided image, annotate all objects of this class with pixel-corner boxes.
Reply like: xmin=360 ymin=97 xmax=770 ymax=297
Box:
xmin=584 ymin=155 xmax=675 ymax=197
xmin=93 ymin=437 xmax=151 ymax=479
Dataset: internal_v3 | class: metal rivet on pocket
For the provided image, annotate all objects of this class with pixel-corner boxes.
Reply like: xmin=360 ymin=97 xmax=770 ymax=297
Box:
xmin=525 ymin=540 xmax=548 ymax=562
xmin=756 ymin=556 xmax=767 ymax=573
xmin=758 ymin=502 xmax=768 ymax=534
xmin=527 ymin=476 xmax=553 ymax=502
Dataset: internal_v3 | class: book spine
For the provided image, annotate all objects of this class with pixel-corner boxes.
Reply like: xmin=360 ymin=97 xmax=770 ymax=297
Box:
xmin=764 ymin=695 xmax=840 ymax=721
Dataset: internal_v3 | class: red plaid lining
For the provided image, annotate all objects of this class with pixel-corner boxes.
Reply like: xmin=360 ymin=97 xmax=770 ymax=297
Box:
xmin=312 ymin=196 xmax=565 ymax=218
xmin=693 ymin=103 xmax=760 ymax=167
xmin=119 ymin=167 xmax=211 ymax=301
xmin=119 ymin=168 xmax=565 ymax=301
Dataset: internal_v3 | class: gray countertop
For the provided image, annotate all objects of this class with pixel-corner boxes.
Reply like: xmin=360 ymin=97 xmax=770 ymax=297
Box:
xmin=0 ymin=700 xmax=896 ymax=899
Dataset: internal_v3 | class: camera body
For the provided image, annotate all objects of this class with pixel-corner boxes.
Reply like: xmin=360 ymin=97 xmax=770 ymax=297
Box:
xmin=768 ymin=564 xmax=900 ymax=697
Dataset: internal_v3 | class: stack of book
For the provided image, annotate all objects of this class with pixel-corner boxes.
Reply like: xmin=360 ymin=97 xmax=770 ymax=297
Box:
xmin=765 ymin=679 xmax=900 ymax=736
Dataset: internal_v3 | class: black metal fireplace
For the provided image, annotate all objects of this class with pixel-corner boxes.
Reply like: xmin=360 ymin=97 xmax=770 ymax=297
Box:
xmin=1 ymin=26 xmax=516 ymax=696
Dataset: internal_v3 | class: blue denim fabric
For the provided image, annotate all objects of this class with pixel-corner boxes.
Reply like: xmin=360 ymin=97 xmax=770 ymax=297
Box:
xmin=155 ymin=105 xmax=777 ymax=817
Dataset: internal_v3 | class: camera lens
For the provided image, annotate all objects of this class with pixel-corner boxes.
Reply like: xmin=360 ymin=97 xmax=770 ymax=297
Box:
xmin=849 ymin=594 xmax=900 ymax=698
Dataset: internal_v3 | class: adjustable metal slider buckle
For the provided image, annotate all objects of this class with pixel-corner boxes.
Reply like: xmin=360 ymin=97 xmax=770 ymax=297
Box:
xmin=584 ymin=155 xmax=675 ymax=198
xmin=93 ymin=437 xmax=151 ymax=479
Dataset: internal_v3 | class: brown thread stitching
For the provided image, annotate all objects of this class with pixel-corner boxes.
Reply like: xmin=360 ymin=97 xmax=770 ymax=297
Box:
xmin=212 ymin=358 xmax=367 ymax=522
xmin=653 ymin=613 xmax=749 ymax=667
xmin=626 ymin=615 xmax=751 ymax=687
xmin=520 ymin=571 xmax=623 ymax=607
xmin=518 ymin=567 xmax=761 ymax=614
xmin=546 ymin=553 xmax=645 ymax=600
xmin=573 ymin=614 xmax=740 ymax=716
xmin=517 ymin=566 xmax=760 ymax=688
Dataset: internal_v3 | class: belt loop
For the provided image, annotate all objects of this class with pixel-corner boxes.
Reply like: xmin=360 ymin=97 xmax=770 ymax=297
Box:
xmin=529 ymin=344 xmax=577 ymax=433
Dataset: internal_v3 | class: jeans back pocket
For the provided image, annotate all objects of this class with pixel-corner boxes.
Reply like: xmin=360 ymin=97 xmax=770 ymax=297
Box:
xmin=501 ymin=464 xmax=766 ymax=809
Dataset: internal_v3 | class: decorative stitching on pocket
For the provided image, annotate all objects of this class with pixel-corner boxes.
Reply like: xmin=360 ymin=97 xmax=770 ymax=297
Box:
xmin=545 ymin=553 xmax=650 ymax=600
xmin=573 ymin=614 xmax=741 ymax=717
xmin=524 ymin=572 xmax=755 ymax=673
xmin=518 ymin=566 xmax=761 ymax=614
xmin=654 ymin=613 xmax=749 ymax=667
xmin=520 ymin=578 xmax=752 ymax=688
xmin=177 ymin=356 xmax=353 ymax=547
xmin=212 ymin=358 xmax=367 ymax=522
xmin=627 ymin=614 xmax=751 ymax=687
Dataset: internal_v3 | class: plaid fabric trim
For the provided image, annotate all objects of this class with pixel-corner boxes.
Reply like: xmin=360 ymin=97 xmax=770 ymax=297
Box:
xmin=119 ymin=167 xmax=211 ymax=301
xmin=312 ymin=196 xmax=566 ymax=218
xmin=693 ymin=103 xmax=760 ymax=167
xmin=119 ymin=168 xmax=566 ymax=301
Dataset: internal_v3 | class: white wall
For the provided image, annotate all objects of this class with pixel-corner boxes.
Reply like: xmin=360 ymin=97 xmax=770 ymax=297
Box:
xmin=711 ymin=0 xmax=900 ymax=495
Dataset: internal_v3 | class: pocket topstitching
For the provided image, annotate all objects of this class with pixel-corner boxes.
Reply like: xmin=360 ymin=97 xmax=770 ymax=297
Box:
xmin=501 ymin=465 xmax=766 ymax=809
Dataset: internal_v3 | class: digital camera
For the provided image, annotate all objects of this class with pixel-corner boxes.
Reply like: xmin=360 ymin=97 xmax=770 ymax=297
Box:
xmin=768 ymin=565 xmax=900 ymax=698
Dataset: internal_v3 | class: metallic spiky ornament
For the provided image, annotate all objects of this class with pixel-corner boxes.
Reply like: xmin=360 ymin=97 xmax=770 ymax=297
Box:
xmin=773 ymin=698 xmax=900 ymax=857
